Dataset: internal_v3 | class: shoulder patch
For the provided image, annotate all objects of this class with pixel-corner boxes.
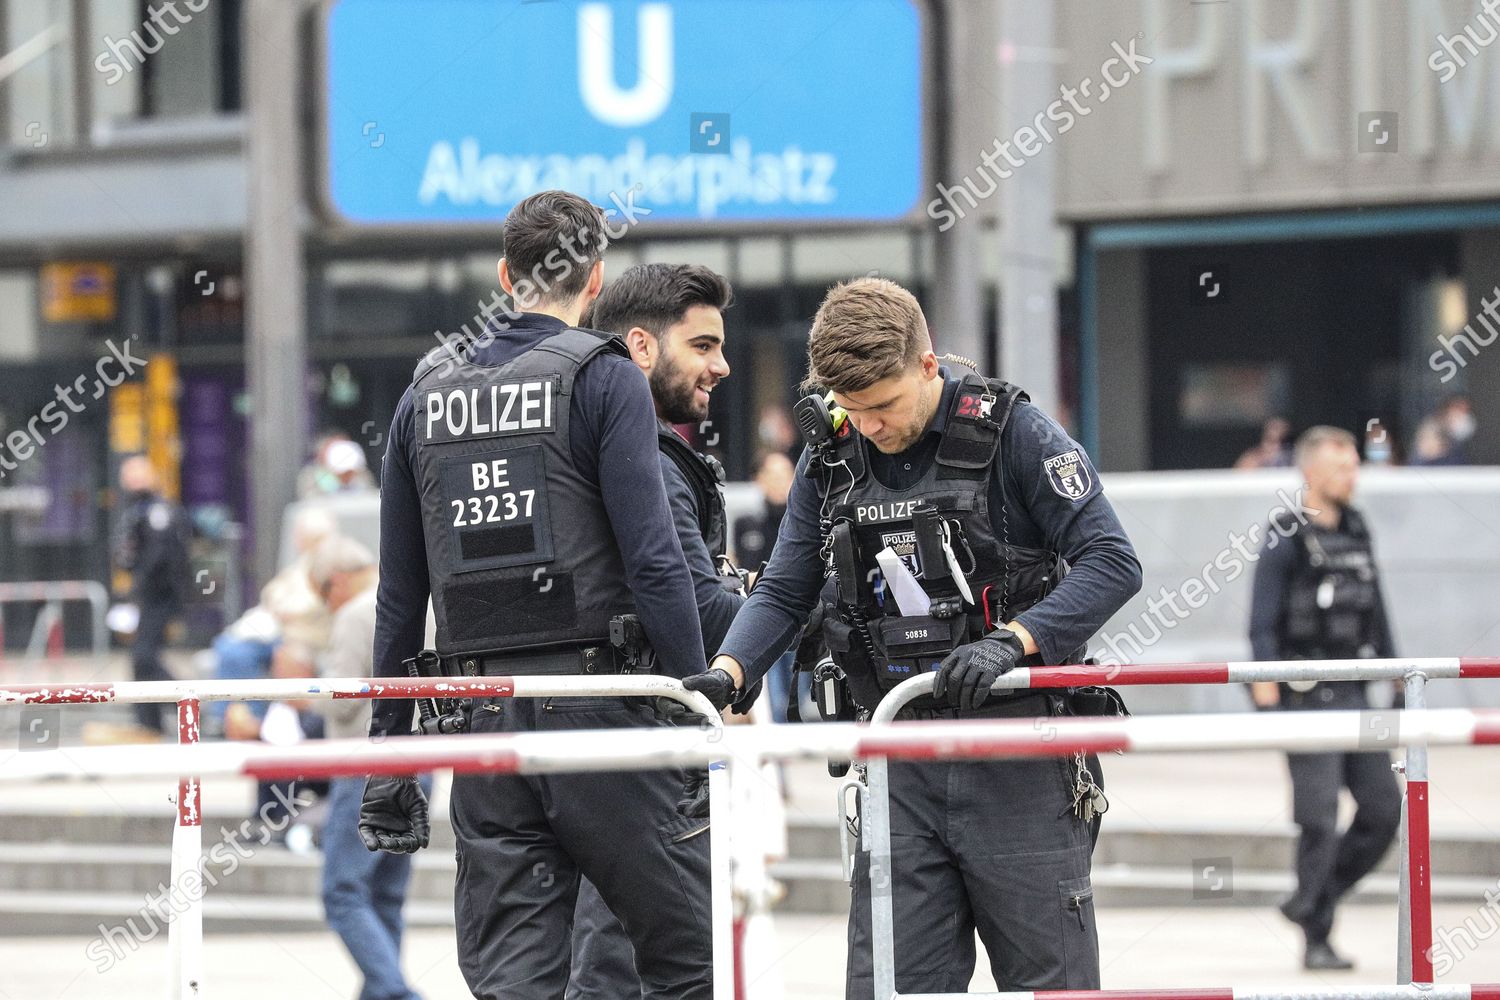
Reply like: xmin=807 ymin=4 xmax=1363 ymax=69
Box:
xmin=1042 ymin=450 xmax=1093 ymax=501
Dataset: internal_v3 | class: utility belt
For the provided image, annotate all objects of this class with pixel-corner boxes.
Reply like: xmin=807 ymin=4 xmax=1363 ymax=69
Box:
xmin=408 ymin=614 xmax=653 ymax=734
xmin=442 ymin=643 xmax=628 ymax=677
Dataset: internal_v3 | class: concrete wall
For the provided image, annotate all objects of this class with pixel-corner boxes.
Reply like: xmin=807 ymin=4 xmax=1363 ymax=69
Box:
xmin=1095 ymin=466 xmax=1500 ymax=712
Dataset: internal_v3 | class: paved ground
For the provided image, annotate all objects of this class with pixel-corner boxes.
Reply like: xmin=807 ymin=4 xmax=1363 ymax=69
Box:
xmin=9 ymin=904 xmax=1500 ymax=999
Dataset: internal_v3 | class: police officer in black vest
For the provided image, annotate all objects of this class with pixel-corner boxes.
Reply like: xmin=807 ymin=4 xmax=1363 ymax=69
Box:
xmin=685 ymin=277 xmax=1143 ymax=995
xmin=1249 ymin=425 xmax=1401 ymax=971
xmin=363 ymin=192 xmax=714 ymax=999
xmin=115 ymin=455 xmax=190 ymax=735
xmin=566 ymin=262 xmax=749 ymax=999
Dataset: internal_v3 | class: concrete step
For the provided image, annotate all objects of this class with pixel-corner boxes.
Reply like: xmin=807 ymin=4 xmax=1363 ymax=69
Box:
xmin=2 ymin=807 xmax=1494 ymax=932
xmin=0 ymin=888 xmax=456 ymax=936
xmin=4 ymin=858 xmax=1494 ymax=936
xmin=10 ymin=810 xmax=1497 ymax=881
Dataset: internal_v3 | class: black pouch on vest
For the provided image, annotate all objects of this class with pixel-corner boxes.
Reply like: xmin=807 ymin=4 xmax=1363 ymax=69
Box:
xmin=1067 ymin=685 xmax=1130 ymax=718
xmin=874 ymin=616 xmax=960 ymax=691
xmin=822 ymin=617 xmax=880 ymax=712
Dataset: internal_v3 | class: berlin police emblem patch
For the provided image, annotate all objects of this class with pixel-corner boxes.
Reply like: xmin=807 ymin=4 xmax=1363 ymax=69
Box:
xmin=1043 ymin=450 xmax=1092 ymax=501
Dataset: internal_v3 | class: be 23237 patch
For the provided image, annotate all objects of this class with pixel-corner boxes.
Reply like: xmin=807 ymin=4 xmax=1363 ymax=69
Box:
xmin=1043 ymin=450 xmax=1093 ymax=501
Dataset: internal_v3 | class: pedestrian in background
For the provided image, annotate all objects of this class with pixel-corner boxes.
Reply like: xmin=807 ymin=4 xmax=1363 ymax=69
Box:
xmin=113 ymin=455 xmax=189 ymax=736
xmin=1248 ymin=425 xmax=1402 ymax=970
xmin=1234 ymin=417 xmax=1294 ymax=470
xmin=310 ymin=534 xmax=429 ymax=1000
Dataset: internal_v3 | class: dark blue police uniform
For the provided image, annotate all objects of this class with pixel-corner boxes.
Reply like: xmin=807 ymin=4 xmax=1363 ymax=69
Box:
xmin=715 ymin=370 xmax=1142 ymax=995
xmin=115 ymin=487 xmax=189 ymax=734
xmin=1248 ymin=505 xmax=1400 ymax=954
xmin=567 ymin=419 xmax=747 ymax=1000
xmin=372 ymin=315 xmax=714 ymax=1000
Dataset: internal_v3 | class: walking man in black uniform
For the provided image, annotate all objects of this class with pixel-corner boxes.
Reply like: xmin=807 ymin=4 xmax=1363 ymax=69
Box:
xmin=115 ymin=455 xmax=190 ymax=736
xmin=362 ymin=192 xmax=713 ymax=1000
xmin=686 ymin=277 xmax=1142 ymax=995
xmin=566 ymin=262 xmax=748 ymax=999
xmin=1249 ymin=425 xmax=1401 ymax=971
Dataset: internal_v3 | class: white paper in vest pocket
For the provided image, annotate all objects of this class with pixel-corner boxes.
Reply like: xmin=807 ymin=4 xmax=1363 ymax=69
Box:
xmin=876 ymin=546 xmax=930 ymax=617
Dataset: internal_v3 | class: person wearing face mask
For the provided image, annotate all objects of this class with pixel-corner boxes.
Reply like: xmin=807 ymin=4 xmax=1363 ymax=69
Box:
xmin=1410 ymin=396 xmax=1478 ymax=467
xmin=684 ymin=277 xmax=1143 ymax=995
xmin=1440 ymin=395 xmax=1477 ymax=464
xmin=1248 ymin=426 xmax=1401 ymax=971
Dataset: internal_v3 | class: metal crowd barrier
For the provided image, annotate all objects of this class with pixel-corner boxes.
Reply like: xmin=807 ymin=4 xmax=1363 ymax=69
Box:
xmin=0 ymin=579 xmax=109 ymax=657
xmin=5 ymin=667 xmax=1500 ymax=1000
xmin=0 ymin=675 xmax=730 ymax=1000
xmin=862 ymin=656 xmax=1500 ymax=1000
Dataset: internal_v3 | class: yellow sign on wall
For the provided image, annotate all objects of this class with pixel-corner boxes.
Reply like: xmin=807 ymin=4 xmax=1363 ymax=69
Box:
xmin=40 ymin=262 xmax=118 ymax=323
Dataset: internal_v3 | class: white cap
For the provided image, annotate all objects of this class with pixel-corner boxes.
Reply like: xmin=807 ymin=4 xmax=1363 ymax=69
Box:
xmin=325 ymin=439 xmax=367 ymax=475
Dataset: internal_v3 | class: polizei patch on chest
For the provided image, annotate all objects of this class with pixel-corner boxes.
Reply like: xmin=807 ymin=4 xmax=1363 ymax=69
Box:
xmin=853 ymin=500 xmax=920 ymax=525
xmin=422 ymin=378 xmax=556 ymax=442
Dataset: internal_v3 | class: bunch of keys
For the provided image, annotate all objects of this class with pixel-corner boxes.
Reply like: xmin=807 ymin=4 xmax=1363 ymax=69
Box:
xmin=1069 ymin=751 xmax=1109 ymax=824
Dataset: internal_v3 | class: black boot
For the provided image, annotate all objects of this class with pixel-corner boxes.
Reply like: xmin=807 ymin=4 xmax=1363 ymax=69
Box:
xmin=1304 ymin=940 xmax=1354 ymax=970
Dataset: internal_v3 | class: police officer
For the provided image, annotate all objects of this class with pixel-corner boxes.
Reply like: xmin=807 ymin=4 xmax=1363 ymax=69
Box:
xmin=686 ymin=277 xmax=1143 ymax=995
xmin=1248 ymin=425 xmax=1401 ymax=971
xmin=114 ymin=454 xmax=190 ymax=735
xmin=363 ymin=192 xmax=713 ymax=1000
xmin=566 ymin=262 xmax=747 ymax=1000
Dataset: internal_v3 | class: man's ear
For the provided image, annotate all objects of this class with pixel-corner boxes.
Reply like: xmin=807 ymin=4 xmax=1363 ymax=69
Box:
xmin=498 ymin=258 xmax=514 ymax=294
xmin=624 ymin=326 xmax=657 ymax=369
xmin=919 ymin=350 xmax=940 ymax=380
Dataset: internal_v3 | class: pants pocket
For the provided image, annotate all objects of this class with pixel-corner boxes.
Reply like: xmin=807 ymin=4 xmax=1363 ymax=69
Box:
xmin=1057 ymin=874 xmax=1101 ymax=989
xmin=657 ymin=812 xmax=711 ymax=927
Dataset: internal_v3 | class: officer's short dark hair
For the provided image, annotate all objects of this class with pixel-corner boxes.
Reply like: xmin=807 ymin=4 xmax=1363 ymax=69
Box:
xmin=501 ymin=191 xmax=609 ymax=306
xmin=582 ymin=263 xmax=732 ymax=340
xmin=1295 ymin=425 xmax=1356 ymax=467
xmin=803 ymin=277 xmax=931 ymax=394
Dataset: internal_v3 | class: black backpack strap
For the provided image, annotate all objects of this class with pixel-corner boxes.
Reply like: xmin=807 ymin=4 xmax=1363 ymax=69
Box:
xmin=937 ymin=375 xmax=1026 ymax=476
xmin=657 ymin=424 xmax=722 ymax=549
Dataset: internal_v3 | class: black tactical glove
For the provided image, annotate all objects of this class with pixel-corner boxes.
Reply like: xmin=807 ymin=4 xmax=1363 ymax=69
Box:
xmin=933 ymin=629 xmax=1026 ymax=711
xmin=683 ymin=667 xmax=738 ymax=711
xmin=730 ymin=676 xmax=762 ymax=716
xmin=677 ymin=767 xmax=711 ymax=819
xmin=358 ymin=775 xmax=431 ymax=854
xmin=653 ymin=696 xmax=710 ymax=730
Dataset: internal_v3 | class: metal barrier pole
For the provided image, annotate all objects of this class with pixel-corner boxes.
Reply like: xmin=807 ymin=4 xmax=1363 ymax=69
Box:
xmin=867 ymin=753 xmax=898 ymax=1000
xmin=1397 ymin=781 xmax=1412 ymax=984
xmin=1403 ymin=672 xmax=1433 ymax=983
xmin=867 ymin=674 xmax=939 ymax=1000
xmin=707 ymin=734 xmax=732 ymax=1000
xmin=167 ymin=696 xmax=203 ymax=999
xmin=84 ymin=581 xmax=109 ymax=657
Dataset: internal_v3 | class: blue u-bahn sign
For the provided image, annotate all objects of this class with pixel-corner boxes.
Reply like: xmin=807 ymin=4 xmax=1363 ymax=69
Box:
xmin=322 ymin=0 xmax=926 ymax=226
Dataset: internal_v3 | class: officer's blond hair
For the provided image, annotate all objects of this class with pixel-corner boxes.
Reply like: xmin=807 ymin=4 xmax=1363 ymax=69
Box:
xmin=1294 ymin=425 xmax=1357 ymax=469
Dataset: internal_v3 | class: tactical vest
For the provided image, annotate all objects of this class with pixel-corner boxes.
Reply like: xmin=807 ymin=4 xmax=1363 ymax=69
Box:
xmin=1281 ymin=507 xmax=1380 ymax=660
xmin=656 ymin=422 xmax=728 ymax=559
xmin=811 ymin=375 xmax=1071 ymax=711
xmin=409 ymin=328 xmax=636 ymax=655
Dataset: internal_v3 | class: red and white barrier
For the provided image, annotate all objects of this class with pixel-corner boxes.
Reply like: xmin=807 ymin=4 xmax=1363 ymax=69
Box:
xmin=5 ymin=660 xmax=1500 ymax=1000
